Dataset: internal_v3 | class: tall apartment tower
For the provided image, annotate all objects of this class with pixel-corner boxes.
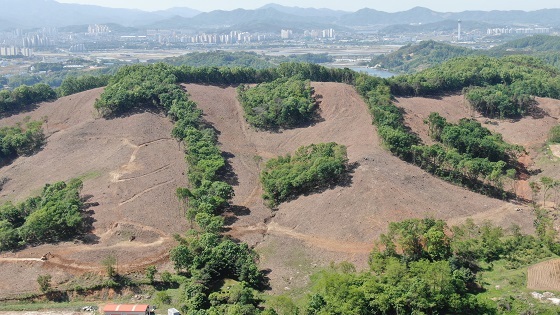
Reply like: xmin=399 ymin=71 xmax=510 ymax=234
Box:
xmin=457 ymin=20 xmax=462 ymax=41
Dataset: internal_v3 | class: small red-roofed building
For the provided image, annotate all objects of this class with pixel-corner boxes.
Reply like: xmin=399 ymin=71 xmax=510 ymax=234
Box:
xmin=103 ymin=304 xmax=150 ymax=315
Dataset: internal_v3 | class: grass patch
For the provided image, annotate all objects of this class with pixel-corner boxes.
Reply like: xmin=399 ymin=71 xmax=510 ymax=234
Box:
xmin=77 ymin=170 xmax=103 ymax=182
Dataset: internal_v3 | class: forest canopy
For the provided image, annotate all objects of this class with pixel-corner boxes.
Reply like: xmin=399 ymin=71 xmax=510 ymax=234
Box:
xmin=237 ymin=77 xmax=318 ymax=130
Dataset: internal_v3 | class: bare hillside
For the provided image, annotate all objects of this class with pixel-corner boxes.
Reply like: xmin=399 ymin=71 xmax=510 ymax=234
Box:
xmin=0 ymin=89 xmax=187 ymax=297
xmin=186 ymin=83 xmax=531 ymax=292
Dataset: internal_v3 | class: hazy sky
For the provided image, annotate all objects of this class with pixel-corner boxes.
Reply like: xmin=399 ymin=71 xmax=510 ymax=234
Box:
xmin=55 ymin=0 xmax=560 ymax=13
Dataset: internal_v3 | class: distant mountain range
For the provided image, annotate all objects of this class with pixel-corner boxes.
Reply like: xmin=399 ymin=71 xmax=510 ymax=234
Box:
xmin=0 ymin=0 xmax=200 ymax=29
xmin=1 ymin=1 xmax=559 ymax=31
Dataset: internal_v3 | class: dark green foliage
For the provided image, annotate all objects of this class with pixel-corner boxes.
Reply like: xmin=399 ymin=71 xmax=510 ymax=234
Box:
xmin=164 ymin=51 xmax=334 ymax=70
xmin=305 ymin=260 xmax=493 ymax=315
xmin=428 ymin=114 xmax=522 ymax=163
xmin=261 ymin=143 xmax=348 ymax=206
xmin=171 ymin=231 xmax=265 ymax=310
xmin=491 ymin=35 xmax=560 ymax=53
xmin=415 ymin=114 xmax=522 ymax=195
xmin=7 ymin=75 xmax=43 ymax=88
xmin=371 ymin=40 xmax=473 ymax=73
xmin=164 ymin=51 xmax=274 ymax=69
xmin=0 ymin=84 xmax=57 ymax=115
xmin=354 ymin=74 xmax=421 ymax=160
xmin=0 ymin=179 xmax=85 ymax=251
xmin=464 ymin=85 xmax=536 ymax=119
xmin=376 ymin=218 xmax=452 ymax=263
xmin=208 ymin=282 xmax=261 ymax=314
xmin=0 ymin=119 xmax=44 ymax=165
xmin=390 ymin=55 xmax=560 ymax=104
xmin=94 ymin=63 xmax=181 ymax=116
xmin=56 ymin=74 xmax=110 ymax=97
xmin=294 ymin=218 xmax=557 ymax=315
xmin=238 ymin=77 xmax=317 ymax=129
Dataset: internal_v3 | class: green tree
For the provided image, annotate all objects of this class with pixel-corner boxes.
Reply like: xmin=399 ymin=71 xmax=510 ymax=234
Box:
xmin=102 ymin=255 xmax=117 ymax=278
xmin=540 ymin=176 xmax=555 ymax=206
xmin=145 ymin=265 xmax=157 ymax=284
xmin=37 ymin=274 xmax=52 ymax=293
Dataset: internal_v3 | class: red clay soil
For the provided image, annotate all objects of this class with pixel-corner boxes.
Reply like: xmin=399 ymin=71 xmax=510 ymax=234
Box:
xmin=0 ymin=89 xmax=188 ymax=297
xmin=186 ymin=83 xmax=533 ymax=293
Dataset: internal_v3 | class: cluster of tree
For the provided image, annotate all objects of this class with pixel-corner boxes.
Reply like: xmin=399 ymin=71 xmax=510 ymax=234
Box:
xmin=276 ymin=53 xmax=334 ymax=64
xmin=0 ymin=84 xmax=57 ymax=115
xmin=238 ymin=77 xmax=317 ymax=129
xmin=174 ymin=62 xmax=356 ymax=86
xmin=0 ymin=119 xmax=44 ymax=166
xmin=94 ymin=63 xmax=183 ymax=115
xmin=6 ymin=74 xmax=44 ymax=88
xmin=0 ymin=179 xmax=85 ymax=251
xmin=426 ymin=113 xmax=522 ymax=164
xmin=371 ymin=36 xmax=560 ymax=74
xmin=464 ymin=84 xmax=536 ymax=119
xmin=163 ymin=51 xmax=275 ymax=69
xmin=56 ymin=74 xmax=110 ymax=97
xmin=163 ymin=51 xmax=334 ymax=69
xmin=170 ymin=231 xmax=266 ymax=313
xmin=6 ymin=65 xmax=118 ymax=90
xmin=288 ymin=218 xmax=558 ymax=315
xmin=260 ymin=142 xmax=348 ymax=206
xmin=490 ymin=35 xmax=560 ymax=53
xmin=370 ymin=40 xmax=473 ymax=73
xmin=390 ymin=55 xmax=560 ymax=102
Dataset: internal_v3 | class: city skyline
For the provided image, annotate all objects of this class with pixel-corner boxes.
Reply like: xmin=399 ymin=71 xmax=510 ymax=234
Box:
xmin=55 ymin=0 xmax=560 ymax=13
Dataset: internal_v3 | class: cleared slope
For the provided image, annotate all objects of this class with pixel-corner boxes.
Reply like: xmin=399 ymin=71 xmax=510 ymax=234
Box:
xmin=0 ymin=89 xmax=187 ymax=297
xmin=528 ymin=259 xmax=560 ymax=291
xmin=186 ymin=82 xmax=530 ymax=292
xmin=396 ymin=94 xmax=560 ymax=201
